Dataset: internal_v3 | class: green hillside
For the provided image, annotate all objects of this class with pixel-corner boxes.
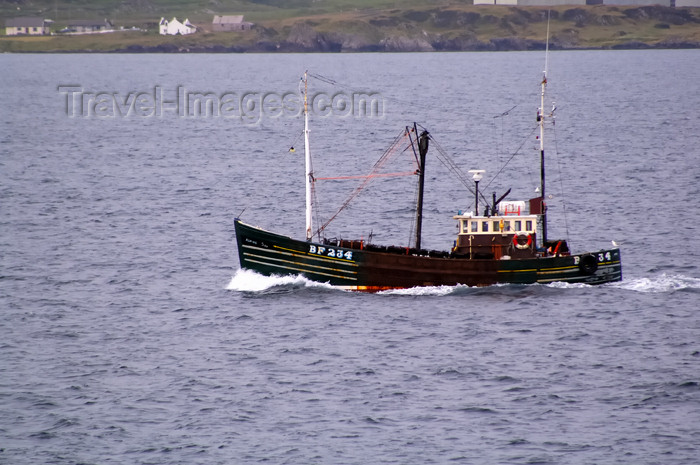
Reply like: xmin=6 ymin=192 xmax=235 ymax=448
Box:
xmin=2 ymin=0 xmax=699 ymax=52
xmin=2 ymin=0 xmax=441 ymax=23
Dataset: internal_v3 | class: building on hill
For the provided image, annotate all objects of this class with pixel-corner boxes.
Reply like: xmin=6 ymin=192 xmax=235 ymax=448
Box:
xmin=212 ymin=15 xmax=254 ymax=32
xmin=603 ymin=0 xmax=671 ymax=4
xmin=66 ymin=19 xmax=114 ymax=33
xmin=473 ymin=0 xmax=587 ymax=3
xmin=518 ymin=0 xmax=587 ymax=4
xmin=5 ymin=17 xmax=51 ymax=35
xmin=474 ymin=0 xmax=699 ymax=4
xmin=159 ymin=17 xmax=196 ymax=35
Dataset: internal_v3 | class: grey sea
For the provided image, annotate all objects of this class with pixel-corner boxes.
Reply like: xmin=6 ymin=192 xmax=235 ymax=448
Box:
xmin=2 ymin=50 xmax=699 ymax=465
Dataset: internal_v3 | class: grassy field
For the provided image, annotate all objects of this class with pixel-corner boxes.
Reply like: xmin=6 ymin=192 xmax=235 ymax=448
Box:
xmin=0 ymin=30 xmax=262 ymax=53
xmin=2 ymin=1 xmax=699 ymax=52
xmin=1 ymin=0 xmax=455 ymax=25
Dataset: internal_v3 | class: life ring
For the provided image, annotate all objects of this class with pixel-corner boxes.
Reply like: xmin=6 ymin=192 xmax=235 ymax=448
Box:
xmin=579 ymin=254 xmax=598 ymax=275
xmin=512 ymin=233 xmax=532 ymax=250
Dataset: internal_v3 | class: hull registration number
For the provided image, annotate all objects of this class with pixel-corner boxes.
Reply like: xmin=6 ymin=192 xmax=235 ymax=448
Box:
xmin=309 ymin=245 xmax=353 ymax=261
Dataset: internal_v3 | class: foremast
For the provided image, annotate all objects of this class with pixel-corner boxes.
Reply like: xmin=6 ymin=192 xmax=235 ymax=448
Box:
xmin=538 ymin=68 xmax=548 ymax=246
xmin=303 ymin=71 xmax=313 ymax=241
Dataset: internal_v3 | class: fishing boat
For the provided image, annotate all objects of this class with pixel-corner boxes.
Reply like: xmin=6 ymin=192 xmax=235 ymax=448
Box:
xmin=234 ymin=69 xmax=622 ymax=291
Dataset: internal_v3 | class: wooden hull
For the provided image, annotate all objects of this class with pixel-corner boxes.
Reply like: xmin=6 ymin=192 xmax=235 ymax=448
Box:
xmin=235 ymin=220 xmax=622 ymax=291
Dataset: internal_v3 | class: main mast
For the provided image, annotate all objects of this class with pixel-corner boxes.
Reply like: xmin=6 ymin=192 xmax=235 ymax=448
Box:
xmin=413 ymin=126 xmax=430 ymax=250
xmin=538 ymin=16 xmax=550 ymax=247
xmin=303 ymin=71 xmax=313 ymax=241
xmin=538 ymin=69 xmax=548 ymax=246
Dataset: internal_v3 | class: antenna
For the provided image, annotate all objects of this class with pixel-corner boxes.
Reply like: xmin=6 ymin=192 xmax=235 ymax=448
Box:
xmin=544 ymin=9 xmax=551 ymax=78
xmin=468 ymin=170 xmax=485 ymax=216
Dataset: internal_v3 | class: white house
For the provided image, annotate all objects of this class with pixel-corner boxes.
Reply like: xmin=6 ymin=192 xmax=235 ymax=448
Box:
xmin=159 ymin=17 xmax=196 ymax=35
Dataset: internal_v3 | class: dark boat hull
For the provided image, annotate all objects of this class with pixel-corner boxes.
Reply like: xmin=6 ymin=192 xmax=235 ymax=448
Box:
xmin=234 ymin=220 xmax=622 ymax=291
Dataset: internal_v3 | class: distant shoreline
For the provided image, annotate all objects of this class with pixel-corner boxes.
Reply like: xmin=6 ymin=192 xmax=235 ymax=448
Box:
xmin=4 ymin=43 xmax=699 ymax=53
xmin=3 ymin=4 xmax=699 ymax=53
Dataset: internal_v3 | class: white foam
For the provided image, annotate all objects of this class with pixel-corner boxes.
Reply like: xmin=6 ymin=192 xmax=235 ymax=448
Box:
xmin=225 ymin=269 xmax=333 ymax=292
xmin=545 ymin=281 xmax=592 ymax=289
xmin=379 ymin=284 xmax=467 ymax=296
xmin=226 ymin=269 xmax=700 ymax=295
xmin=613 ymin=274 xmax=700 ymax=293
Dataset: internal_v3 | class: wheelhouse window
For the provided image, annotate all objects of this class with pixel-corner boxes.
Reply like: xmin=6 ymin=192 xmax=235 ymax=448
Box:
xmin=482 ymin=221 xmax=489 ymax=232
xmin=471 ymin=221 xmax=478 ymax=233
xmin=514 ymin=220 xmax=522 ymax=232
xmin=493 ymin=220 xmax=500 ymax=232
xmin=526 ymin=220 xmax=533 ymax=232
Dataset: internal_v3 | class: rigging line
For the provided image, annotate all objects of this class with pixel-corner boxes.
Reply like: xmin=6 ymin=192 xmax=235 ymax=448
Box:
xmin=287 ymin=129 xmax=304 ymax=154
xmin=313 ymin=183 xmax=324 ymax=242
xmin=545 ymin=10 xmax=551 ymax=78
xmin=552 ymin=123 xmax=572 ymax=248
xmin=493 ymin=104 xmax=518 ymax=119
xmin=309 ymin=149 xmax=324 ymax=242
xmin=429 ymin=138 xmax=492 ymax=211
xmin=492 ymin=105 xmax=515 ymax=169
xmin=311 ymin=178 xmax=322 ymax=242
xmin=415 ymin=126 xmax=474 ymax=191
xmin=315 ymin=172 xmax=416 ymax=181
xmin=407 ymin=124 xmax=420 ymax=166
xmin=307 ymin=72 xmax=340 ymax=86
xmin=428 ymin=137 xmax=475 ymax=194
xmin=483 ymin=125 xmax=539 ymax=190
xmin=500 ymin=114 xmax=505 ymax=169
xmin=414 ymin=127 xmax=492 ymax=208
xmin=307 ymin=72 xmax=374 ymax=97
xmin=307 ymin=72 xmax=415 ymax=108
xmin=315 ymin=128 xmax=412 ymax=237
xmin=370 ymin=129 xmax=411 ymax=170
xmin=409 ymin=176 xmax=420 ymax=249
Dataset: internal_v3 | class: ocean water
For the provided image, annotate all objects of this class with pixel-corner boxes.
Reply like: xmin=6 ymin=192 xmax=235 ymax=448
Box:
xmin=2 ymin=50 xmax=699 ymax=465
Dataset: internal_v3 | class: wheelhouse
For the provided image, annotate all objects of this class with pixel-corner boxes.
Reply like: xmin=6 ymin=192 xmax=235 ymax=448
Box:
xmin=453 ymin=200 xmax=543 ymax=259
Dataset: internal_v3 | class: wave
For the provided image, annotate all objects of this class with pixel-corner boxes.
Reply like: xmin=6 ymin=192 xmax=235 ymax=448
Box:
xmin=381 ymin=281 xmax=584 ymax=296
xmin=386 ymin=276 xmax=700 ymax=296
xmin=227 ymin=269 xmax=699 ymax=296
xmin=612 ymin=274 xmax=700 ymax=294
xmin=226 ymin=269 xmax=334 ymax=292
xmin=378 ymin=285 xmax=462 ymax=296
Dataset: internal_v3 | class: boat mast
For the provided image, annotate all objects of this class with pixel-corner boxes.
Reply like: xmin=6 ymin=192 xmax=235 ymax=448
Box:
xmin=414 ymin=124 xmax=425 ymax=250
xmin=538 ymin=69 xmax=548 ymax=246
xmin=414 ymin=126 xmax=430 ymax=250
xmin=303 ymin=71 xmax=313 ymax=241
xmin=538 ymin=16 xmax=550 ymax=247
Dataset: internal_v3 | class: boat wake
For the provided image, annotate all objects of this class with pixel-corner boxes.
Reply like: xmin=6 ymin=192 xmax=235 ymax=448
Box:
xmin=227 ymin=269 xmax=699 ymax=296
xmin=380 ymin=282 xmax=578 ymax=296
xmin=610 ymin=274 xmax=700 ymax=294
xmin=378 ymin=285 xmax=462 ymax=297
xmin=226 ymin=269 xmax=334 ymax=293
